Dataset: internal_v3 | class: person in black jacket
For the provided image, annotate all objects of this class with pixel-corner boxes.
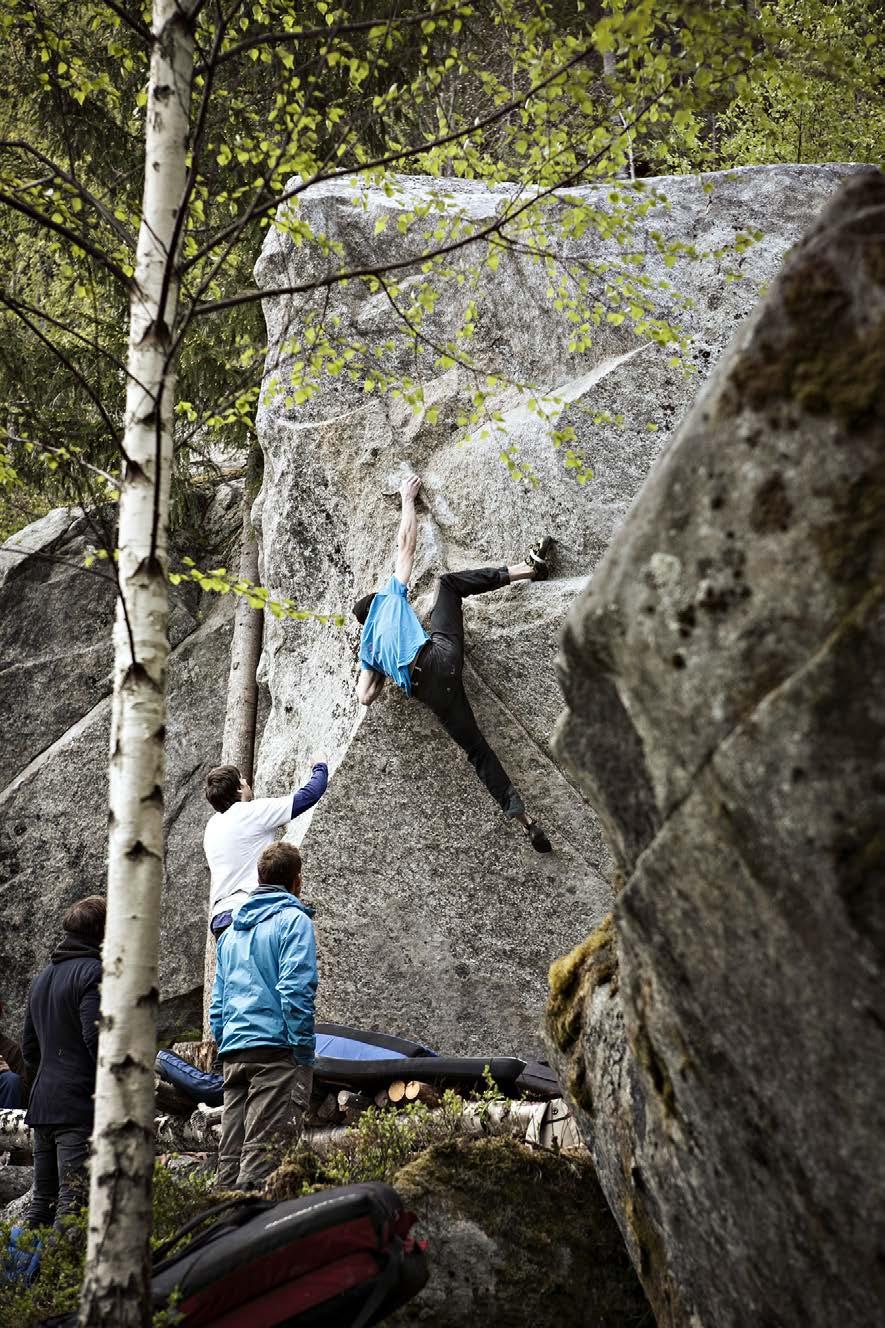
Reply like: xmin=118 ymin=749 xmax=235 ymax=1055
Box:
xmin=21 ymin=895 xmax=105 ymax=1228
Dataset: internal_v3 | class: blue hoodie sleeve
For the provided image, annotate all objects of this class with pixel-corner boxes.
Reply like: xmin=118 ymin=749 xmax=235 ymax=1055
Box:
xmin=291 ymin=763 xmax=328 ymax=820
xmin=209 ymin=949 xmax=225 ymax=1048
xmin=276 ymin=911 xmax=317 ymax=1065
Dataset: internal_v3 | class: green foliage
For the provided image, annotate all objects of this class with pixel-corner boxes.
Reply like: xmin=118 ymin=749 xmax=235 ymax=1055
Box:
xmin=168 ymin=557 xmax=347 ymax=626
xmin=267 ymin=1089 xmax=468 ymax=1198
xmin=323 ymin=1092 xmax=468 ymax=1185
xmin=717 ymin=0 xmax=885 ymax=168
xmin=0 ymin=1212 xmax=86 ymax=1328
xmin=0 ymin=1 xmax=878 ymax=568
xmin=0 ymin=0 xmax=795 ymax=516
xmin=149 ymin=1164 xmax=216 ymax=1251
xmin=0 ymin=469 xmax=54 ymax=542
xmin=0 ymin=1162 xmax=213 ymax=1327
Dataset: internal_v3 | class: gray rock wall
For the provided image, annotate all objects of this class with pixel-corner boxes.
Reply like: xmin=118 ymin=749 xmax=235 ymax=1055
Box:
xmin=253 ymin=163 xmax=857 ymax=1055
xmin=548 ymin=169 xmax=885 ymax=1326
xmin=0 ymin=490 xmax=240 ymax=1037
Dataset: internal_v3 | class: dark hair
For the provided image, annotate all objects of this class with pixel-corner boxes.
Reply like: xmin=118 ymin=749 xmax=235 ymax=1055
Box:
xmin=258 ymin=842 xmax=302 ymax=889
xmin=352 ymin=592 xmax=376 ymax=626
xmin=205 ymin=764 xmax=242 ymax=813
xmin=63 ymin=895 xmax=107 ymax=944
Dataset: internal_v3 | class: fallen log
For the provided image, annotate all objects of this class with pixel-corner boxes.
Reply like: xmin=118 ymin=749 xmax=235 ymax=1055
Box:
xmin=170 ymin=1039 xmax=218 ymax=1074
xmin=337 ymin=1091 xmax=372 ymax=1126
xmin=1 ymin=1096 xmax=585 ymax=1162
xmin=312 ymin=1092 xmax=341 ymax=1125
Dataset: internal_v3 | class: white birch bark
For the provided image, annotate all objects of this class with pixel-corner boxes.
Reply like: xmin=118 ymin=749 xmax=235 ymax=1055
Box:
xmin=79 ymin=3 xmax=196 ymax=1322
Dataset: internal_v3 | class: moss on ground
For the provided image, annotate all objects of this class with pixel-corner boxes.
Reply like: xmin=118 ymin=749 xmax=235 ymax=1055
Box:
xmin=0 ymin=1162 xmax=215 ymax=1327
xmin=390 ymin=1136 xmax=652 ymax=1328
xmin=266 ymin=1091 xmax=472 ymax=1200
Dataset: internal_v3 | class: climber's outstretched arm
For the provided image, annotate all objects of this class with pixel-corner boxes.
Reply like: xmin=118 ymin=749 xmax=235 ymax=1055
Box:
xmin=357 ymin=667 xmax=385 ymax=707
xmin=393 ymin=472 xmax=422 ymax=586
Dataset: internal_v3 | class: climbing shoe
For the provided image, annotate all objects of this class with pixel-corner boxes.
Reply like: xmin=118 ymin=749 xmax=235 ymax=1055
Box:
xmin=527 ymin=535 xmax=555 ymax=581
xmin=526 ymin=820 xmax=552 ymax=853
xmin=503 ymin=788 xmax=526 ymax=819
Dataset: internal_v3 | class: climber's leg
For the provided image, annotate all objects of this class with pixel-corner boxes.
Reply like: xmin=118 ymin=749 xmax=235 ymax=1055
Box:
xmin=418 ymin=679 xmax=553 ymax=852
xmin=425 ymin=567 xmax=509 ymax=669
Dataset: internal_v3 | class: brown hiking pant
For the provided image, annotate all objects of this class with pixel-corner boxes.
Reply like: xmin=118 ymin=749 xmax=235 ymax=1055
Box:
xmin=216 ymin=1047 xmax=313 ymax=1190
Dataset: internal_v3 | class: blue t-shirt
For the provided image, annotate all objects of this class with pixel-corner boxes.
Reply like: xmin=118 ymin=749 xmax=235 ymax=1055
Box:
xmin=359 ymin=575 xmax=429 ymax=697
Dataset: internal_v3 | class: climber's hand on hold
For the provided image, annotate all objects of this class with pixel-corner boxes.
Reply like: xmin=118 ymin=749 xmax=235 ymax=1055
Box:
xmin=310 ymin=749 xmax=328 ymax=767
xmin=400 ymin=473 xmax=422 ymax=503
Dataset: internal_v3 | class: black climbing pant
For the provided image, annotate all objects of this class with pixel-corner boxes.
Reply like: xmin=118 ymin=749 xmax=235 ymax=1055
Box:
xmin=26 ymin=1124 xmax=90 ymax=1228
xmin=411 ymin=567 xmax=524 ymax=817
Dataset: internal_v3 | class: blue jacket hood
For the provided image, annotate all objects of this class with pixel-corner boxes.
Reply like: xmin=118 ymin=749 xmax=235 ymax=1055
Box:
xmin=210 ymin=887 xmax=318 ymax=1064
xmin=233 ymin=889 xmax=314 ymax=930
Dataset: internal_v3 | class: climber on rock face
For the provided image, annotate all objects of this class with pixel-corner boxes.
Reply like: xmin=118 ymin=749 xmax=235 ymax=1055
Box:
xmin=353 ymin=472 xmax=554 ymax=853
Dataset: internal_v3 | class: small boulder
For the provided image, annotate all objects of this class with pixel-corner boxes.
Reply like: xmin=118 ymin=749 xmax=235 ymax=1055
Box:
xmin=390 ymin=1136 xmax=650 ymax=1327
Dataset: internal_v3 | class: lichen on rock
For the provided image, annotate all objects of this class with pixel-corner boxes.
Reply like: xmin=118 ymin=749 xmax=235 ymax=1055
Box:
xmin=548 ymin=167 xmax=885 ymax=1328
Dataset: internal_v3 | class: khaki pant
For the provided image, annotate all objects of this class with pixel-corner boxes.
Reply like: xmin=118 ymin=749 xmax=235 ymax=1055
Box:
xmin=216 ymin=1047 xmax=313 ymax=1191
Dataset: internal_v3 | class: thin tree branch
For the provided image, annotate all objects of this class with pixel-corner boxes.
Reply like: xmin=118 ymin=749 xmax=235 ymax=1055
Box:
xmin=196 ymin=2 xmax=469 ymax=75
xmin=1 ymin=139 xmax=138 ymax=250
xmin=154 ymin=0 xmax=234 ymax=341
xmin=169 ymin=0 xmax=399 ymax=363
xmin=5 ymin=434 xmax=120 ymax=488
xmin=0 ymin=291 xmax=133 ymax=381
xmin=98 ymin=0 xmax=152 ymax=43
xmin=180 ymin=38 xmax=597 ymax=273
xmin=0 ymin=294 xmax=131 ymax=463
xmin=0 ymin=543 xmax=118 ymax=591
xmin=0 ymin=190 xmax=133 ymax=287
xmin=190 ymin=77 xmax=681 ymax=320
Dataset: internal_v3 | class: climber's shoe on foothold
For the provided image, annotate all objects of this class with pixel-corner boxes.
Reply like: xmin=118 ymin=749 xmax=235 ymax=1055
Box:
xmin=503 ymin=788 xmax=526 ymax=819
xmin=526 ymin=820 xmax=552 ymax=853
xmin=527 ymin=535 xmax=555 ymax=581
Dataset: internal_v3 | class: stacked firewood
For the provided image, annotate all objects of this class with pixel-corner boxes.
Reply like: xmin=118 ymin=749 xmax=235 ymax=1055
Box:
xmin=307 ymin=1079 xmax=443 ymax=1129
xmin=154 ymin=1073 xmax=449 ymax=1129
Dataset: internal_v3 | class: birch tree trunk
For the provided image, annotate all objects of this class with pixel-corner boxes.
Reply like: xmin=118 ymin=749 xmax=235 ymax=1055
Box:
xmin=79 ymin=3 xmax=195 ymax=1322
xmin=221 ymin=497 xmax=263 ymax=782
xmin=201 ymin=494 xmax=265 ymax=1036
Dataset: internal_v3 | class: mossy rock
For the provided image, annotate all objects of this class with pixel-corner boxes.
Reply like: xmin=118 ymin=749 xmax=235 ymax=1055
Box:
xmin=547 ymin=913 xmax=618 ymax=1054
xmin=389 ymin=1136 xmax=651 ymax=1328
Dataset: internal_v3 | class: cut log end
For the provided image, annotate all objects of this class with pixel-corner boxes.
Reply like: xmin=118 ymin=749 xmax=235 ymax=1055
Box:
xmin=387 ymin=1079 xmax=407 ymax=1104
xmin=404 ymin=1080 xmax=442 ymax=1108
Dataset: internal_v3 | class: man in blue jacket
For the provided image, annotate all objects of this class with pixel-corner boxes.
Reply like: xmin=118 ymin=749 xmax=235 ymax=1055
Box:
xmin=210 ymin=840 xmax=317 ymax=1191
xmin=21 ymin=895 xmax=105 ymax=1227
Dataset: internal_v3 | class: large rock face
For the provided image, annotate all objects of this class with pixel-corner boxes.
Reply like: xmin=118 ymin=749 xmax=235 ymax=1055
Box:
xmin=0 ymin=490 xmax=239 ymax=1036
xmin=253 ymin=163 xmax=858 ymax=1055
xmin=390 ymin=1137 xmax=650 ymax=1328
xmin=548 ymin=169 xmax=885 ymax=1326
